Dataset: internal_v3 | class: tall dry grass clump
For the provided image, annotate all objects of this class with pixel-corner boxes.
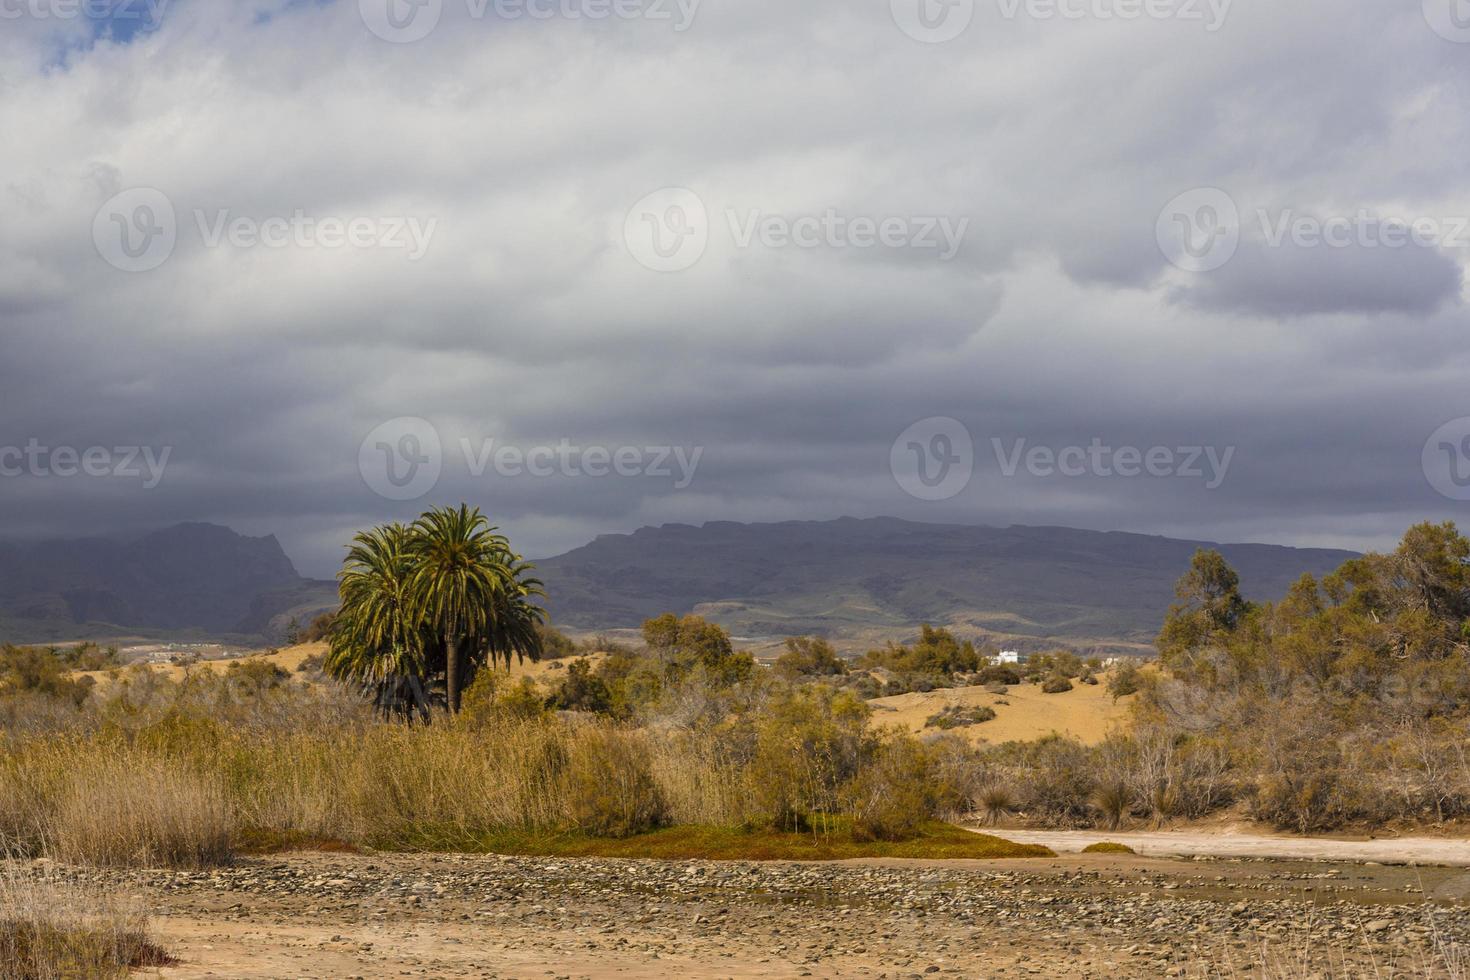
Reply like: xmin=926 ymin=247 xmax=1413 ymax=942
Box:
xmin=50 ymin=755 xmax=233 ymax=869
xmin=0 ymin=860 xmax=170 ymax=979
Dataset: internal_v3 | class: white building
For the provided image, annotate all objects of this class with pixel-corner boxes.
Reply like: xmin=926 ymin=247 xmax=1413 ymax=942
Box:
xmin=995 ymin=650 xmax=1022 ymax=664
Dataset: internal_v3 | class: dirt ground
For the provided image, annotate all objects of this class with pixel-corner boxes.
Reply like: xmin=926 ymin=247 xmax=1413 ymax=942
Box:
xmin=38 ymin=845 xmax=1470 ymax=979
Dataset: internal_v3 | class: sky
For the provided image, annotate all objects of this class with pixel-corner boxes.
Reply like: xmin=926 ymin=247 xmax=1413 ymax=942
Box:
xmin=2 ymin=0 xmax=1469 ymax=578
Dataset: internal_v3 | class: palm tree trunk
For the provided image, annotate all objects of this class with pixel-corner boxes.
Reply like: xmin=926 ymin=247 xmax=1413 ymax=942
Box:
xmin=446 ymin=633 xmax=462 ymax=715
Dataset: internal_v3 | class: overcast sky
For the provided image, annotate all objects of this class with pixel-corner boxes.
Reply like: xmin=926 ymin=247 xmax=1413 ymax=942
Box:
xmin=2 ymin=0 xmax=1469 ymax=578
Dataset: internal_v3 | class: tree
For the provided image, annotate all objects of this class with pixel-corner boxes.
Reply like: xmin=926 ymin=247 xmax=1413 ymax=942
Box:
xmin=1157 ymin=549 xmax=1251 ymax=662
xmin=774 ymin=636 xmax=849 ymax=680
xmin=407 ymin=505 xmax=543 ymax=715
xmin=326 ymin=507 xmax=546 ymax=719
xmin=326 ymin=523 xmax=429 ymax=720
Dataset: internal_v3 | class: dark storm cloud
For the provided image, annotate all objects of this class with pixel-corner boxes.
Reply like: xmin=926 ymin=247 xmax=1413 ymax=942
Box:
xmin=1 ymin=0 xmax=1468 ymax=577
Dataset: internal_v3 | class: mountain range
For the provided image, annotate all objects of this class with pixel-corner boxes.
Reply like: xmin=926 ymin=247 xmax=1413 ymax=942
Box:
xmin=0 ymin=518 xmax=1359 ymax=654
xmin=0 ymin=523 xmax=336 ymax=644
xmin=534 ymin=518 xmax=1358 ymax=655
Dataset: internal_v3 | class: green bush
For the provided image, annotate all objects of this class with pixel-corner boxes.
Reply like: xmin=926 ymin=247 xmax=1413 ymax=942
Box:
xmin=1106 ymin=662 xmax=1143 ymax=699
xmin=773 ymin=637 xmax=849 ymax=680
xmin=924 ymin=705 xmax=997 ymax=730
xmin=563 ymin=726 xmax=671 ymax=838
xmin=847 ymin=738 xmax=940 ymax=842
xmin=978 ymin=665 xmax=1021 ymax=686
xmin=1041 ymin=675 xmax=1074 ymax=694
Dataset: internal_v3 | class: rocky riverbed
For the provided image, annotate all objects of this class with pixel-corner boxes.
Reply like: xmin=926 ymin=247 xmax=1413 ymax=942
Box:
xmin=36 ymin=850 xmax=1470 ymax=978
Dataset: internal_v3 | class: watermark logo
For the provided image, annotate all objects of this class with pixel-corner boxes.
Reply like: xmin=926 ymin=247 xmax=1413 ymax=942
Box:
xmin=0 ymin=440 xmax=171 ymax=488
xmin=1258 ymin=210 xmax=1469 ymax=251
xmin=94 ymin=188 xmax=438 ymax=272
xmin=460 ymin=438 xmax=702 ymax=487
xmin=1424 ymin=0 xmax=1470 ymax=43
xmin=359 ymin=420 xmax=704 ymax=500
xmin=892 ymin=419 xmax=1236 ymax=500
xmin=892 ymin=417 xmax=975 ymax=501
xmin=625 ymin=190 xmax=970 ymax=271
xmin=1156 ymin=187 xmax=1239 ymax=273
xmin=1424 ymin=417 xmax=1470 ymax=501
xmin=624 ymin=188 xmax=709 ymax=273
xmin=993 ymin=437 xmax=1234 ymax=489
xmin=891 ymin=0 xmax=975 ymax=43
xmin=359 ymin=0 xmax=443 ymax=43
xmin=726 ymin=209 xmax=968 ymax=260
xmin=0 ymin=0 xmax=170 ymax=24
xmin=995 ymin=0 xmax=1232 ymax=30
xmin=360 ymin=0 xmax=698 ymax=43
xmin=360 ymin=417 xmax=443 ymax=502
xmin=93 ymin=187 xmax=177 ymax=274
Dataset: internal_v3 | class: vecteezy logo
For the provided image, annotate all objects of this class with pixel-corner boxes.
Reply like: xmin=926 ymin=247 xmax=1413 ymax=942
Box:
xmin=93 ymin=188 xmax=177 ymax=273
xmin=1424 ymin=0 xmax=1470 ymax=43
xmin=891 ymin=417 xmax=974 ymax=501
xmin=891 ymin=0 xmax=974 ymax=43
xmin=1156 ymin=187 xmax=1240 ymax=273
xmin=359 ymin=417 xmax=443 ymax=501
xmin=623 ymin=188 xmax=709 ymax=272
xmin=1424 ymin=417 xmax=1470 ymax=501
xmin=360 ymin=0 xmax=443 ymax=43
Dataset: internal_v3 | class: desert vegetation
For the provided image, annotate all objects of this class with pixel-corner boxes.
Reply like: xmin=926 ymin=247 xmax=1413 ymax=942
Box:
xmin=4 ymin=515 xmax=1469 ymax=882
xmin=0 ymin=633 xmax=1028 ymax=868
xmin=0 ymin=860 xmax=170 ymax=978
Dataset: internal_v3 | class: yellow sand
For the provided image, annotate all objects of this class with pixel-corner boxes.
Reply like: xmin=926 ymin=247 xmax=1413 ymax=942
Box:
xmin=867 ymin=675 xmax=1133 ymax=745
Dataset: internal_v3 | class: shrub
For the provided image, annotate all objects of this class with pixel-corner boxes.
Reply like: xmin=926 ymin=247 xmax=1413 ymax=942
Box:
xmin=1082 ymin=841 xmax=1135 ymax=854
xmin=224 ymin=658 xmax=291 ymax=692
xmin=1091 ymin=780 xmax=1132 ymax=830
xmin=301 ymin=612 xmax=337 ymax=643
xmin=1041 ymin=675 xmax=1074 ymax=694
xmin=977 ymin=785 xmax=1016 ymax=826
xmin=773 ymin=637 xmax=849 ymax=680
xmin=0 ymin=647 xmax=97 ymax=707
xmin=924 ymin=705 xmax=997 ymax=730
xmin=978 ymin=665 xmax=1021 ymax=686
xmin=1107 ymin=662 xmax=1143 ymax=700
xmin=563 ymin=726 xmax=670 ymax=837
xmin=549 ymin=659 xmax=613 ymax=714
xmin=860 ymin=626 xmax=982 ymax=680
xmin=537 ymin=624 xmax=578 ymax=661
xmin=1009 ymin=736 xmax=1095 ymax=824
xmin=848 ymin=738 xmax=939 ymax=842
xmin=748 ymin=686 xmax=873 ymax=834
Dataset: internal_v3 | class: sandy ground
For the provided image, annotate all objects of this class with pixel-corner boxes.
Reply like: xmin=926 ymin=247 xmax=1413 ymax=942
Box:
xmin=868 ymin=677 xmax=1131 ymax=745
xmin=38 ymin=850 xmax=1466 ymax=979
xmin=987 ymin=828 xmax=1470 ymax=868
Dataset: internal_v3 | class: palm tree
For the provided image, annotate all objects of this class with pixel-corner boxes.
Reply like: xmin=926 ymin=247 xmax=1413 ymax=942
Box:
xmin=327 ymin=523 xmax=431 ymax=720
xmin=481 ymin=552 xmax=548 ymax=672
xmin=406 ymin=505 xmax=522 ymax=714
xmin=327 ymin=505 xmax=548 ymax=718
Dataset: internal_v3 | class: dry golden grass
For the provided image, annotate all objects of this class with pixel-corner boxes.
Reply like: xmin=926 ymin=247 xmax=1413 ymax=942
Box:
xmin=0 ymin=860 xmax=171 ymax=979
xmin=51 ymin=757 xmax=233 ymax=869
xmin=0 ymin=709 xmax=1055 ymax=867
xmin=868 ymin=675 xmax=1134 ymax=746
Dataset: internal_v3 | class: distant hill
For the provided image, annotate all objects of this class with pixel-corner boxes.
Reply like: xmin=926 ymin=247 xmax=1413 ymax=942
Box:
xmin=536 ymin=518 xmax=1358 ymax=656
xmin=0 ymin=523 xmax=336 ymax=644
xmin=0 ymin=517 xmax=1360 ymax=655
